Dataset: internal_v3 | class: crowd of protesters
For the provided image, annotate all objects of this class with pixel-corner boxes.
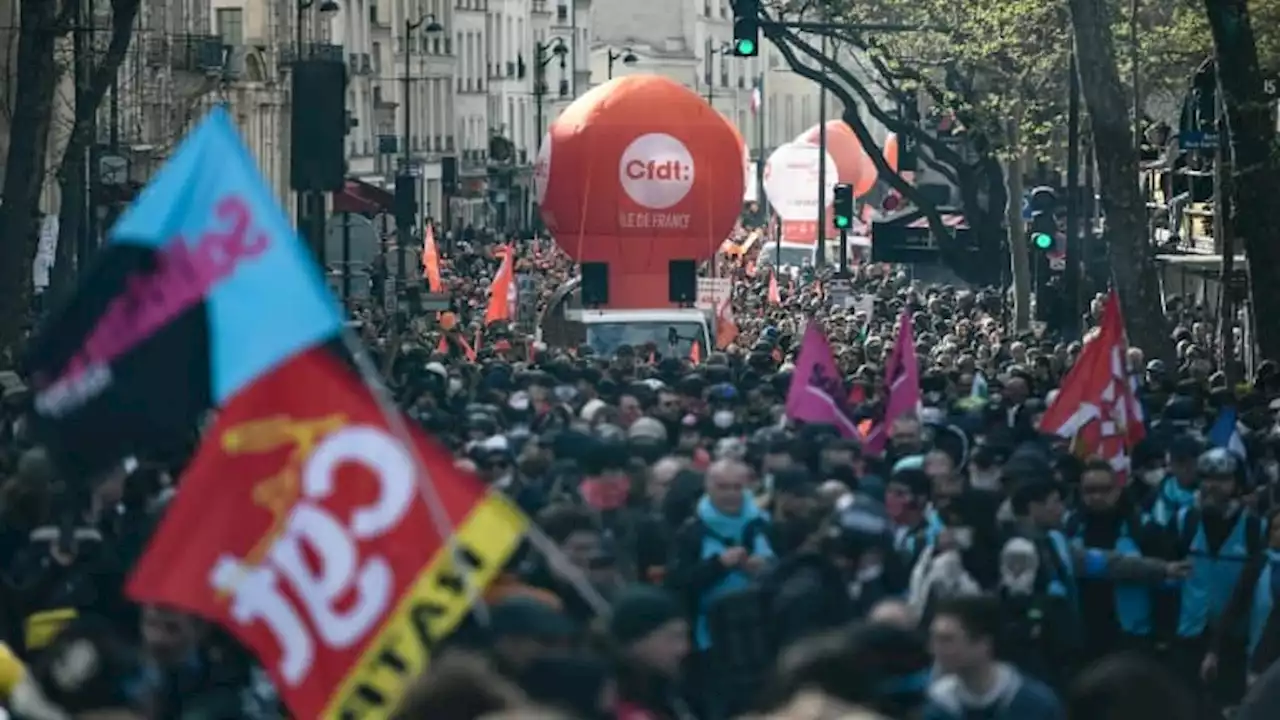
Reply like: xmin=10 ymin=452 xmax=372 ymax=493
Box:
xmin=1 ymin=224 xmax=1280 ymax=720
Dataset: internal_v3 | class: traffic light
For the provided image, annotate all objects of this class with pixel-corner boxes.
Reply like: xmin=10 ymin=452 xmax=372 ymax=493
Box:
xmin=732 ymin=0 xmax=760 ymax=56
xmin=833 ymin=183 xmax=854 ymax=229
xmin=1027 ymin=185 xmax=1056 ymax=252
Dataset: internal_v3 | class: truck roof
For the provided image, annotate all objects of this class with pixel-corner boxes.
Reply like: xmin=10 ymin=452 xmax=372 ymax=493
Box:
xmin=570 ymin=308 xmax=711 ymax=324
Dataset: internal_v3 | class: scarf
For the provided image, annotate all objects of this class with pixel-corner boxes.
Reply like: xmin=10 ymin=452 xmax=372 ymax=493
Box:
xmin=692 ymin=493 xmax=775 ymax=648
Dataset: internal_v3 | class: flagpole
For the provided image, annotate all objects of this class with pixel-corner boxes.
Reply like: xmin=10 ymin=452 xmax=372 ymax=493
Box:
xmin=338 ymin=328 xmax=609 ymax=617
xmin=756 ymin=70 xmax=767 ymax=219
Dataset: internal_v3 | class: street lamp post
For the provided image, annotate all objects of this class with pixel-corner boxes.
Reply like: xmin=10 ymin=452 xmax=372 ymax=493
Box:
xmin=398 ymin=12 xmax=444 ymax=287
xmin=606 ymin=46 xmax=638 ymax=79
xmin=533 ymin=38 xmax=569 ymax=155
xmin=294 ymin=0 xmax=339 ymax=267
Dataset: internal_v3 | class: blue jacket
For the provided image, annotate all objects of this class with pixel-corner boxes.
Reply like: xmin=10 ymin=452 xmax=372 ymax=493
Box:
xmin=921 ymin=663 xmax=1065 ymax=720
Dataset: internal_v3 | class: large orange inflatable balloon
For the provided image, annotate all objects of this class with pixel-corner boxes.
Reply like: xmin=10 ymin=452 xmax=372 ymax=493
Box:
xmin=535 ymin=75 xmax=744 ymax=308
xmin=796 ymin=121 xmax=881 ymax=197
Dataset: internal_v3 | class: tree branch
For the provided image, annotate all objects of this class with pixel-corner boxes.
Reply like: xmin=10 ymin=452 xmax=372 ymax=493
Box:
xmin=761 ymin=20 xmax=953 ymax=240
xmin=77 ymin=0 xmax=140 ymax=123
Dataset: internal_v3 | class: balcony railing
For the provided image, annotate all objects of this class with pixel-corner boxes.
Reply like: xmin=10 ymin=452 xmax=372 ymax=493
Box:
xmin=280 ymin=42 xmax=345 ymax=65
xmin=145 ymin=34 xmax=226 ymax=73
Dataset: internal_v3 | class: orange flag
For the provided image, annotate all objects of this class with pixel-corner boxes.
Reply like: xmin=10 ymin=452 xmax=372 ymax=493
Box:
xmin=421 ymin=225 xmax=442 ymax=292
xmin=767 ymin=271 xmax=781 ymax=305
xmin=484 ymin=245 xmax=515 ymax=325
xmin=715 ymin=295 xmax=738 ymax=349
xmin=689 ymin=340 xmax=702 ymax=365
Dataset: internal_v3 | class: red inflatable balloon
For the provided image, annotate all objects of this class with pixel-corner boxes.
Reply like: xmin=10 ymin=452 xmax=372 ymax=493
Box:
xmin=796 ymin=121 xmax=878 ymax=197
xmin=535 ymin=75 xmax=744 ymax=308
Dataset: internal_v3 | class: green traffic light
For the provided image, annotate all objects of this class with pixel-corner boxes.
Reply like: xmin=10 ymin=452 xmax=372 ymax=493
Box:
xmin=1032 ymin=232 xmax=1053 ymax=250
xmin=735 ymin=38 xmax=756 ymax=55
xmin=834 ymin=216 xmax=850 ymax=228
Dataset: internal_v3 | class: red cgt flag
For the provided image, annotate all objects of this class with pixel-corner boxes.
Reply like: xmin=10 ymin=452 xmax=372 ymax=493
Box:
xmin=126 ymin=347 xmax=527 ymax=718
xmin=1038 ymin=291 xmax=1145 ymax=482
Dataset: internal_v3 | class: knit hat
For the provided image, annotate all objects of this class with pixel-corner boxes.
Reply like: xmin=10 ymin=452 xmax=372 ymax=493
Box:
xmin=608 ymin=585 xmax=684 ymax=646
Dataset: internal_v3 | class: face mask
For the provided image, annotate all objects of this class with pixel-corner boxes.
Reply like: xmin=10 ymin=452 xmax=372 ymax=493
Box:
xmin=1002 ymin=568 xmax=1037 ymax=596
xmin=970 ymin=469 xmax=1001 ymax=491
xmin=554 ymin=384 xmax=577 ymax=403
xmin=712 ymin=409 xmax=735 ymax=429
xmin=447 ymin=378 xmax=464 ymax=395
xmin=1142 ymin=468 xmax=1166 ymax=487
xmin=493 ymin=472 xmax=514 ymax=488
xmin=508 ymin=392 xmax=531 ymax=412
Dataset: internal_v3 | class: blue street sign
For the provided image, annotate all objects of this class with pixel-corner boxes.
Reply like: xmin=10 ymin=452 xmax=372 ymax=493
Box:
xmin=1180 ymin=130 xmax=1219 ymax=150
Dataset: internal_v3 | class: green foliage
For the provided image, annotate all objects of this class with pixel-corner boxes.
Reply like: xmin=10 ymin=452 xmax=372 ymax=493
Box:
xmin=1139 ymin=0 xmax=1280 ymax=97
xmin=801 ymin=0 xmax=1278 ymax=162
xmin=812 ymin=0 xmax=1073 ymax=159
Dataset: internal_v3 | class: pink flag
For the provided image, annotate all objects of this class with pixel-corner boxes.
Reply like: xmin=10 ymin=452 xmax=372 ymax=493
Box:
xmin=865 ymin=310 xmax=921 ymax=455
xmin=784 ymin=324 xmax=862 ymax=439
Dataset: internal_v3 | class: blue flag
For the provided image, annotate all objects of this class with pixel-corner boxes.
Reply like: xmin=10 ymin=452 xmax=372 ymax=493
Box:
xmin=1209 ymin=406 xmax=1248 ymax=462
xmin=25 ymin=108 xmax=343 ymax=480
xmin=109 ymin=108 xmax=343 ymax=402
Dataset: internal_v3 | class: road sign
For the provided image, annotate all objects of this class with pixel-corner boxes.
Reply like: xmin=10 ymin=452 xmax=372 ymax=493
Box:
xmin=1179 ymin=130 xmax=1219 ymax=150
xmin=1264 ymin=76 xmax=1279 ymax=98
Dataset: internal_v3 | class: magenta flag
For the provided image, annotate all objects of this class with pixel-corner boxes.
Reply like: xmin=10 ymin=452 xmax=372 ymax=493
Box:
xmin=864 ymin=310 xmax=921 ymax=454
xmin=784 ymin=324 xmax=862 ymax=439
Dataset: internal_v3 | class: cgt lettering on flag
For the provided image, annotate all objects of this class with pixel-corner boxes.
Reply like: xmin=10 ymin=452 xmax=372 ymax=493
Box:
xmin=126 ymin=348 xmax=528 ymax=720
xmin=210 ymin=420 xmax=417 ymax=686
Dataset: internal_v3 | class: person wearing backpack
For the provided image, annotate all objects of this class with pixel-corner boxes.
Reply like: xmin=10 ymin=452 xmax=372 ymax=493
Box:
xmin=1167 ymin=448 xmax=1265 ymax=715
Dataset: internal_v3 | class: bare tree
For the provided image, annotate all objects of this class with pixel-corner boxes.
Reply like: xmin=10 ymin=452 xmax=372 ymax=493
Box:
xmin=0 ymin=0 xmax=64 ymax=363
xmin=47 ymin=0 xmax=142 ymax=299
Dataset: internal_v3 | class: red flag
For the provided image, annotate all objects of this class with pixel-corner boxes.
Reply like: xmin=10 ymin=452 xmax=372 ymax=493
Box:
xmin=1039 ymin=291 xmax=1145 ymax=482
xmin=767 ymin=271 xmax=781 ymax=305
xmin=126 ymin=348 xmax=527 ymax=718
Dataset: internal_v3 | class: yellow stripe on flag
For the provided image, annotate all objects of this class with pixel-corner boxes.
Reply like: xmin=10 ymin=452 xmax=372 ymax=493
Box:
xmin=324 ymin=493 xmax=528 ymax=718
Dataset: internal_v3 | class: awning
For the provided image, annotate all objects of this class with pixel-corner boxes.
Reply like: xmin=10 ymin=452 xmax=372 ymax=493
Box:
xmin=332 ymin=178 xmax=393 ymax=215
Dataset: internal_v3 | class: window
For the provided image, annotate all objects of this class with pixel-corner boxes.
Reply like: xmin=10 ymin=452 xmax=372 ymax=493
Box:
xmin=372 ymin=42 xmax=382 ymax=70
xmin=216 ymin=8 xmax=244 ymax=46
xmin=556 ymin=4 xmax=567 ymax=21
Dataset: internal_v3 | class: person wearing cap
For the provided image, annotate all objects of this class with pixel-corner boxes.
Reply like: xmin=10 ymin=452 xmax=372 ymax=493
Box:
xmin=1165 ymin=448 xmax=1266 ymax=713
xmin=609 ymin=586 xmax=692 ymax=720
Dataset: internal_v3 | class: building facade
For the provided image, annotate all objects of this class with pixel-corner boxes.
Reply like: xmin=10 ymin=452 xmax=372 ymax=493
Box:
xmin=587 ymin=0 xmax=890 ymax=193
xmin=81 ymin=0 xmax=590 ymax=238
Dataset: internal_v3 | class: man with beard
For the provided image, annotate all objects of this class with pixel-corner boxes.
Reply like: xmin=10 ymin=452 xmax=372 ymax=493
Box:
xmin=1065 ymin=458 xmax=1162 ymax=662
